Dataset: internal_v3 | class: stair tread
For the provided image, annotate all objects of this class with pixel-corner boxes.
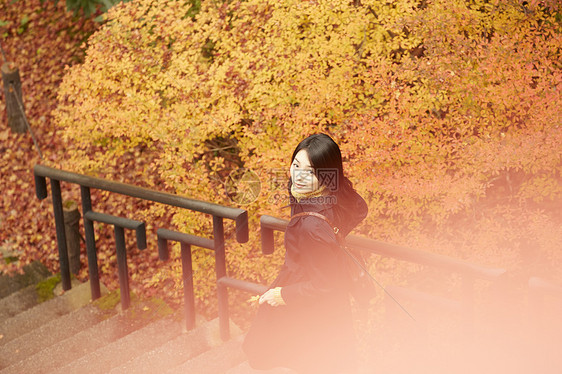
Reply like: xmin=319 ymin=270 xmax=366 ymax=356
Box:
xmin=0 ymin=283 xmax=39 ymax=320
xmin=0 ymin=305 xmax=114 ymax=373
xmin=0 ymin=275 xmax=80 ymax=321
xmin=0 ymin=305 xmax=155 ymax=374
xmin=163 ymin=334 xmax=246 ymax=374
xmin=0 ymin=281 xmax=92 ymax=346
xmin=108 ymin=318 xmax=238 ymax=374
xmin=0 ymin=261 xmax=51 ymax=299
xmin=0 ymin=304 xmax=106 ymax=371
xmin=51 ymin=316 xmax=183 ymax=374
xmin=226 ymin=361 xmax=297 ymax=374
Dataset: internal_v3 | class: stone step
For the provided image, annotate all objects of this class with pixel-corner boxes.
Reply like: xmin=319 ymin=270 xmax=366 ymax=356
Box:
xmin=51 ymin=316 xmax=184 ymax=374
xmin=0 ymin=306 xmax=159 ymax=374
xmin=0 ymin=283 xmax=39 ymax=321
xmin=163 ymin=334 xmax=246 ymax=374
xmin=0 ymin=274 xmax=80 ymax=321
xmin=0 ymin=303 xmax=109 ymax=370
xmin=0 ymin=261 xmax=51 ymax=299
xmin=226 ymin=361 xmax=297 ymax=374
xmin=108 ymin=318 xmax=242 ymax=374
xmin=0 ymin=281 xmax=93 ymax=346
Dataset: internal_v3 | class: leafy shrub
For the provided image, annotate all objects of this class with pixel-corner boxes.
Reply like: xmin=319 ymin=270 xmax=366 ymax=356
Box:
xmin=53 ymin=0 xmax=562 ymax=316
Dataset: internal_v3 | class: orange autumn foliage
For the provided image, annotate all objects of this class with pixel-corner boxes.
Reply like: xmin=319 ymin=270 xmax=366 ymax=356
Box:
xmin=49 ymin=0 xmax=561 ymax=314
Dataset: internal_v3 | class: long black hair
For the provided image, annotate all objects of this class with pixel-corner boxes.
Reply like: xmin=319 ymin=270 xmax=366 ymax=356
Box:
xmin=290 ymin=133 xmax=350 ymax=192
xmin=290 ymin=133 xmax=367 ymax=236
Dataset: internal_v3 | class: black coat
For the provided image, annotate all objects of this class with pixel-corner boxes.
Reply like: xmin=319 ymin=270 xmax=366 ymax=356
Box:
xmin=243 ymin=190 xmax=368 ymax=373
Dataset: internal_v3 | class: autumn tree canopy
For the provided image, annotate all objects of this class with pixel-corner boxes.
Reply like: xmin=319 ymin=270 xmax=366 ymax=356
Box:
xmin=49 ymin=0 xmax=561 ymax=308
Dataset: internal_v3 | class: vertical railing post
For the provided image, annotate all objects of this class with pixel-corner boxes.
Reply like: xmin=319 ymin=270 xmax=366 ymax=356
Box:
xmin=50 ymin=179 xmax=71 ymax=291
xmin=181 ymin=242 xmax=196 ymax=330
xmin=81 ymin=186 xmax=101 ymax=300
xmin=461 ymin=276 xmax=475 ymax=341
xmin=114 ymin=225 xmax=131 ymax=310
xmin=213 ymin=215 xmax=230 ymax=340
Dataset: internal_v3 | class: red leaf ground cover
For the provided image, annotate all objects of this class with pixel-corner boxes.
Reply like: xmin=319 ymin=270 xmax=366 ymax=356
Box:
xmin=0 ymin=0 xmax=98 ymax=274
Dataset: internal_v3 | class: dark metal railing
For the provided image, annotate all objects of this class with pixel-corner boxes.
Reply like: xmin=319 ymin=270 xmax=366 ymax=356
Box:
xmin=260 ymin=214 xmax=507 ymax=324
xmin=528 ymin=277 xmax=562 ymax=314
xmin=34 ymin=164 xmax=248 ymax=333
xmin=34 ymin=164 xmax=516 ymax=342
xmin=156 ymin=224 xmax=269 ymax=337
xmin=155 ymin=219 xmax=267 ymax=339
xmin=83 ymin=210 xmax=147 ymax=309
xmin=157 ymin=229 xmax=214 ymax=331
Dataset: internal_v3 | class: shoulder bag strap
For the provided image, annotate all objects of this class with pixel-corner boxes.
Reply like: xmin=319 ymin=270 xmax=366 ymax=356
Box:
xmin=290 ymin=211 xmax=416 ymax=321
xmin=291 ymin=211 xmax=341 ymax=238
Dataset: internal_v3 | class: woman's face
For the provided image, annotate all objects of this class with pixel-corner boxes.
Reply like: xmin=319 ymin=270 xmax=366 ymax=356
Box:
xmin=290 ymin=149 xmax=319 ymax=194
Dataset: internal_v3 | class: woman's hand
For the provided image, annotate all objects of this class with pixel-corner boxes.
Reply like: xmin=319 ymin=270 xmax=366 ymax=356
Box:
xmin=259 ymin=287 xmax=286 ymax=307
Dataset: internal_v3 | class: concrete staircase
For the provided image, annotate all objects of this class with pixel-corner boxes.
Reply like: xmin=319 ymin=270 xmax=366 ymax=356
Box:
xmin=0 ymin=262 xmax=295 ymax=374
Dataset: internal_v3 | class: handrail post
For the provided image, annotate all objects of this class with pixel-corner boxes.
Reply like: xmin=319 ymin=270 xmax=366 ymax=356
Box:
xmin=156 ymin=229 xmax=215 ymax=331
xmin=114 ymin=225 xmax=131 ymax=309
xmin=528 ymin=277 xmax=562 ymax=341
xmin=181 ymin=242 xmax=196 ymax=330
xmin=260 ymin=220 xmax=275 ymax=255
xmin=34 ymin=164 xmax=250 ymax=332
xmin=50 ymin=179 xmax=72 ymax=291
xmin=85 ymin=211 xmax=146 ymax=310
xmin=461 ymin=276 xmax=476 ymax=342
xmin=80 ymin=186 xmax=101 ymax=300
xmin=213 ymin=215 xmax=230 ymax=341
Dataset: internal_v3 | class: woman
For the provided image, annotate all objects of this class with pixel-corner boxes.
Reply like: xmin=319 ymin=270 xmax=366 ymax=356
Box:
xmin=243 ymin=133 xmax=368 ymax=373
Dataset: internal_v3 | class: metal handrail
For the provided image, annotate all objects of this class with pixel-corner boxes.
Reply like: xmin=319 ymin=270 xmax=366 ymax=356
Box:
xmin=156 ymin=227 xmax=267 ymax=338
xmin=86 ymin=210 xmax=148 ymax=309
xmin=527 ymin=276 xmax=562 ymax=335
xmin=259 ymin=214 xmax=507 ymax=324
xmin=260 ymin=215 xmax=506 ymax=280
xmin=157 ymin=228 xmax=214 ymax=331
xmin=33 ymin=163 xmax=510 ymax=341
xmin=34 ymin=164 xmax=249 ymax=324
xmin=529 ymin=277 xmax=562 ymax=295
xmin=34 ymin=165 xmax=249 ymax=241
